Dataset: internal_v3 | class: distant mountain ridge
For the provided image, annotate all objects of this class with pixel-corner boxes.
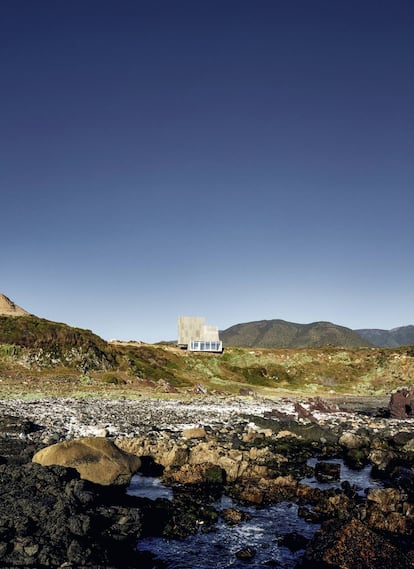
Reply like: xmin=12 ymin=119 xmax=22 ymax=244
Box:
xmin=356 ymin=325 xmax=414 ymax=348
xmin=220 ymin=319 xmax=372 ymax=349
xmin=1 ymin=293 xmax=413 ymax=349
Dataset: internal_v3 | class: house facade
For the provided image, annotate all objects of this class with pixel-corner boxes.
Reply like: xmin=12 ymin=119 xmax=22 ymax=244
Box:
xmin=177 ymin=316 xmax=223 ymax=352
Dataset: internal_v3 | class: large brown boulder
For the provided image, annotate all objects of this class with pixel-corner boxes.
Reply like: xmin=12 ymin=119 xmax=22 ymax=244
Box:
xmin=389 ymin=388 xmax=414 ymax=418
xmin=32 ymin=437 xmax=141 ymax=486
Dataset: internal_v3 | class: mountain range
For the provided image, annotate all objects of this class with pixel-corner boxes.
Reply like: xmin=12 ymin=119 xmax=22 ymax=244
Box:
xmin=1 ymin=293 xmax=413 ymax=349
xmin=221 ymin=319 xmax=414 ymax=349
xmin=356 ymin=326 xmax=414 ymax=348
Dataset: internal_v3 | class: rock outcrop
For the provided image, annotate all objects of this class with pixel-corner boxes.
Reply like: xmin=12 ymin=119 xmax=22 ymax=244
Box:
xmin=302 ymin=518 xmax=412 ymax=568
xmin=0 ymin=293 xmax=29 ymax=316
xmin=116 ymin=436 xmax=287 ymax=482
xmin=389 ymin=388 xmax=414 ymax=418
xmin=32 ymin=437 xmax=141 ymax=485
xmin=0 ymin=462 xmax=144 ymax=568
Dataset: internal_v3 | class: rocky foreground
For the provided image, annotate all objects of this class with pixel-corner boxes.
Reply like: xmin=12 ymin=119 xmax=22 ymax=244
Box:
xmin=0 ymin=393 xmax=413 ymax=568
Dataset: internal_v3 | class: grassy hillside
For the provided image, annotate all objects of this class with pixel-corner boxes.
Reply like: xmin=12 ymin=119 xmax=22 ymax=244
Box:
xmin=1 ymin=315 xmax=413 ymax=398
xmin=0 ymin=315 xmax=117 ymax=370
xmin=221 ymin=319 xmax=371 ymax=349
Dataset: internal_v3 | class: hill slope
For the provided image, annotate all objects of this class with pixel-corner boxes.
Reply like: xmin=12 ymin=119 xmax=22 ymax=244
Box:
xmin=0 ymin=315 xmax=116 ymax=370
xmin=356 ymin=325 xmax=414 ymax=348
xmin=220 ymin=319 xmax=371 ymax=348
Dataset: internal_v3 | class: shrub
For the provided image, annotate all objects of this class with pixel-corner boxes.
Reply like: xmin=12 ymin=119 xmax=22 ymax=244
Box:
xmin=102 ymin=373 xmax=126 ymax=385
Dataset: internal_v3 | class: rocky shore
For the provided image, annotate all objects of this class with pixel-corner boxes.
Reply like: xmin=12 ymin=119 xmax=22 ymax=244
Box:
xmin=0 ymin=394 xmax=413 ymax=568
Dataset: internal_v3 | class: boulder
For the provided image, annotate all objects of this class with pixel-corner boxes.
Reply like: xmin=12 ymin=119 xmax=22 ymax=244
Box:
xmin=368 ymin=448 xmax=396 ymax=472
xmin=182 ymin=427 xmax=207 ymax=440
xmin=235 ymin=546 xmax=256 ymax=561
xmin=234 ymin=475 xmax=298 ymax=505
xmin=315 ymin=461 xmax=340 ymax=482
xmin=32 ymin=437 xmax=141 ymax=486
xmin=389 ymin=388 xmax=414 ymax=419
xmin=392 ymin=431 xmax=414 ymax=446
xmin=339 ymin=432 xmax=369 ymax=450
xmin=221 ymin=508 xmax=251 ymax=525
xmin=367 ymin=488 xmax=402 ymax=513
xmin=116 ymin=437 xmax=189 ymax=469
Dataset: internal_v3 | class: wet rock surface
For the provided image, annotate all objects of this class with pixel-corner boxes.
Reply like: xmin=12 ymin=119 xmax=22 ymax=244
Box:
xmin=301 ymin=518 xmax=412 ymax=569
xmin=0 ymin=462 xmax=148 ymax=568
xmin=0 ymin=394 xmax=412 ymax=567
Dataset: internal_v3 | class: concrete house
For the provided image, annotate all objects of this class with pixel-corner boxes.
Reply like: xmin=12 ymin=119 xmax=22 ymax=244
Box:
xmin=177 ymin=316 xmax=223 ymax=352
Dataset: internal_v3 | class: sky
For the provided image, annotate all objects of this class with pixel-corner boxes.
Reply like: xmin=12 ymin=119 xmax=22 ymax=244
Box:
xmin=1 ymin=0 xmax=413 ymax=342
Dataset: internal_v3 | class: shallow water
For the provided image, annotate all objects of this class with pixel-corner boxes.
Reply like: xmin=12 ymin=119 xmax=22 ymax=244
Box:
xmin=137 ymin=498 xmax=319 ymax=568
xmin=128 ymin=473 xmax=174 ymax=501
xmin=303 ymin=458 xmax=383 ymax=495
xmin=132 ymin=460 xmax=383 ymax=568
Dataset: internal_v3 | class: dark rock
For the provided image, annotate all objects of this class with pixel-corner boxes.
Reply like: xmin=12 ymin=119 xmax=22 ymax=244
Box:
xmin=315 ymin=461 xmax=341 ymax=482
xmin=161 ymin=490 xmax=219 ymax=539
xmin=0 ymin=414 xmax=41 ymax=465
xmin=307 ymin=397 xmax=340 ymax=413
xmin=249 ymin=415 xmax=339 ymax=444
xmin=264 ymin=408 xmax=296 ymax=422
xmin=297 ymin=505 xmax=321 ymax=524
xmin=235 ymin=546 xmax=256 ymax=560
xmin=0 ymin=414 xmax=40 ymax=436
xmin=388 ymin=464 xmax=414 ymax=498
xmin=392 ymin=431 xmax=414 ymax=446
xmin=389 ymin=388 xmax=414 ymax=419
xmin=365 ymin=484 xmax=414 ymax=537
xmin=138 ymin=498 xmax=174 ymax=538
xmin=294 ymin=402 xmax=318 ymax=423
xmin=340 ymin=480 xmax=359 ymax=499
xmin=0 ymin=462 xmax=143 ymax=567
xmin=280 ymin=531 xmax=309 ymax=552
xmin=139 ymin=455 xmax=165 ymax=477
xmin=344 ymin=447 xmax=369 ymax=469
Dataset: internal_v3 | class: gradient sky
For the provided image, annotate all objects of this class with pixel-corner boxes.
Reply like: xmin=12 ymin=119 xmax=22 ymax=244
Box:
xmin=1 ymin=0 xmax=413 ymax=342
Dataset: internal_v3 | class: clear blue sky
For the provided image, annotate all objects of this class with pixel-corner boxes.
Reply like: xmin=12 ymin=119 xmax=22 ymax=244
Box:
xmin=1 ymin=1 xmax=413 ymax=342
